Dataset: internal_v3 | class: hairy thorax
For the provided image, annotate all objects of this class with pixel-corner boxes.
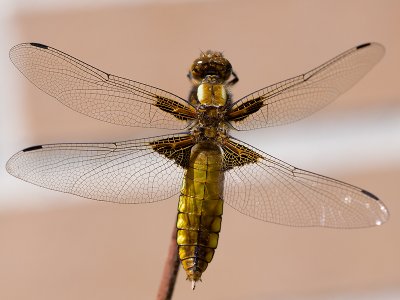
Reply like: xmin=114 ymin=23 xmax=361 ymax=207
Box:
xmin=192 ymin=75 xmax=230 ymax=142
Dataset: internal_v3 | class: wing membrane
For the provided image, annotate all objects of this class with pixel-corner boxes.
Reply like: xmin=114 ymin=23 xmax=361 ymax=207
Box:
xmin=10 ymin=43 xmax=196 ymax=130
xmin=6 ymin=134 xmax=192 ymax=203
xmin=223 ymin=137 xmax=389 ymax=228
xmin=228 ymin=43 xmax=385 ymax=130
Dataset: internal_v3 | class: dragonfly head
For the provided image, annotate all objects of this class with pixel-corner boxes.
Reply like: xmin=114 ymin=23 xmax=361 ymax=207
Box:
xmin=190 ymin=50 xmax=232 ymax=84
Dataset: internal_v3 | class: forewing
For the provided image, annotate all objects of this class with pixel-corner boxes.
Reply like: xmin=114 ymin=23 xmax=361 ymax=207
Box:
xmin=228 ymin=43 xmax=385 ymax=130
xmin=10 ymin=43 xmax=196 ymax=130
xmin=6 ymin=134 xmax=194 ymax=204
xmin=222 ymin=137 xmax=389 ymax=228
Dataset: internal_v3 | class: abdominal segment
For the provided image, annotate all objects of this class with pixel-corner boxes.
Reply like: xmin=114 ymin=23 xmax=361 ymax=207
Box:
xmin=176 ymin=142 xmax=224 ymax=283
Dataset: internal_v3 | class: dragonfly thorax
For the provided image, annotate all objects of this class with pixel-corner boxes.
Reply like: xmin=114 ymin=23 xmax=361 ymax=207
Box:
xmin=196 ymin=105 xmax=225 ymax=131
xmin=197 ymin=82 xmax=227 ymax=106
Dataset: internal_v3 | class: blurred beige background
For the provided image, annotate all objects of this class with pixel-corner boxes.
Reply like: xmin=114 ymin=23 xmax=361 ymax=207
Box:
xmin=0 ymin=0 xmax=399 ymax=299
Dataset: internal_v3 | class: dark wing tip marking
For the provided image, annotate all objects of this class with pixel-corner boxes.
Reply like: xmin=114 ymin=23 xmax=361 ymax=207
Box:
xmin=30 ymin=42 xmax=48 ymax=49
xmin=361 ymin=189 xmax=380 ymax=201
xmin=356 ymin=43 xmax=371 ymax=50
xmin=22 ymin=145 xmax=43 ymax=152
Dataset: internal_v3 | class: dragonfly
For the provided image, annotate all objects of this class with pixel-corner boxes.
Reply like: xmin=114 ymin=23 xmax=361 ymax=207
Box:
xmin=7 ymin=42 xmax=389 ymax=289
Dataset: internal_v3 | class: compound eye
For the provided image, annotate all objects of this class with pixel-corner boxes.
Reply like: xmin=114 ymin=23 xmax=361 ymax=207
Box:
xmin=190 ymin=60 xmax=204 ymax=81
xmin=190 ymin=53 xmax=233 ymax=83
xmin=219 ymin=62 xmax=232 ymax=81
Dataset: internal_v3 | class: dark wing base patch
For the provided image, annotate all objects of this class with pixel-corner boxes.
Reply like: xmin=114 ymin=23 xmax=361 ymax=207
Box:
xmin=150 ymin=135 xmax=195 ymax=168
xmin=221 ymin=138 xmax=264 ymax=169
xmin=227 ymin=97 xmax=263 ymax=122
xmin=155 ymin=96 xmax=196 ymax=121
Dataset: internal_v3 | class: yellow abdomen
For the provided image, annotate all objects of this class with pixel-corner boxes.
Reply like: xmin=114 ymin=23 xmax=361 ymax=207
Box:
xmin=177 ymin=142 xmax=224 ymax=285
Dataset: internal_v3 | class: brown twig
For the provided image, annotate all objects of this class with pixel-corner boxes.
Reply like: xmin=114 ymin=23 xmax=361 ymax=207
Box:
xmin=156 ymin=225 xmax=180 ymax=300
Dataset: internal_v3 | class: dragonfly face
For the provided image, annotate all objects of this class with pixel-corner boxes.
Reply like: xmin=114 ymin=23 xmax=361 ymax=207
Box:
xmin=7 ymin=42 xmax=389 ymax=288
xmin=190 ymin=50 xmax=232 ymax=83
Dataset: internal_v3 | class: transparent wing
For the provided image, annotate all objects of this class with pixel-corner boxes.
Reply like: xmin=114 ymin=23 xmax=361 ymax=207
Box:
xmin=228 ymin=43 xmax=385 ymax=130
xmin=6 ymin=134 xmax=191 ymax=204
xmin=10 ymin=43 xmax=196 ymax=130
xmin=223 ymin=137 xmax=389 ymax=228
